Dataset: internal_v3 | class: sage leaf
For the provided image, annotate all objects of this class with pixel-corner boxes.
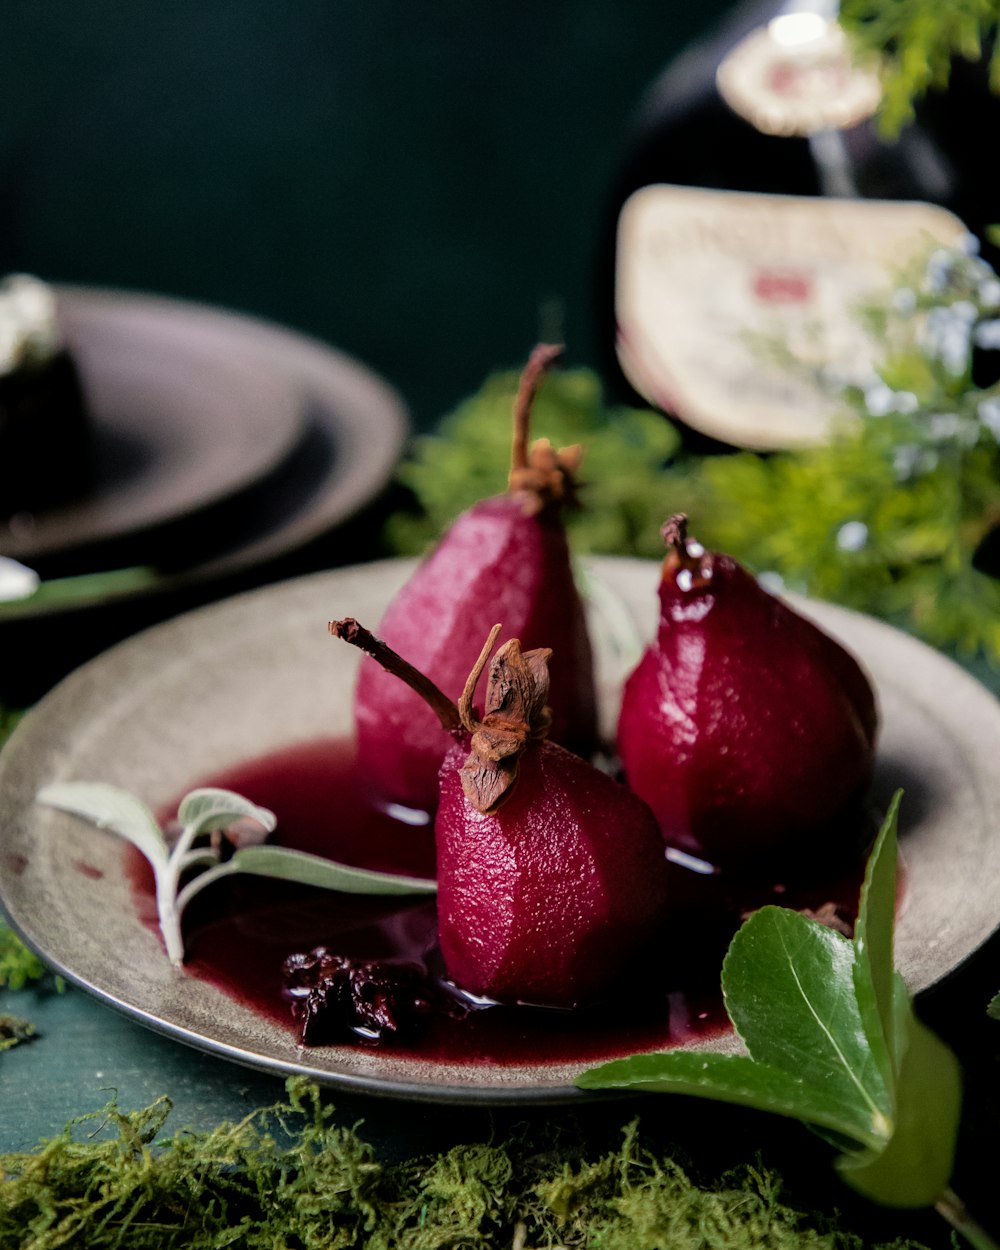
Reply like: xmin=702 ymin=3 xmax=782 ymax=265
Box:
xmin=37 ymin=782 xmax=168 ymax=869
xmin=575 ymin=1051 xmax=888 ymax=1149
xmin=225 ymin=845 xmax=437 ymax=895
xmin=837 ymin=1009 xmax=962 ymax=1208
xmin=176 ymin=788 xmax=277 ymax=837
xmin=722 ymin=906 xmax=893 ymax=1147
xmin=852 ymin=793 xmax=903 ymax=1085
xmin=174 ymin=845 xmax=437 ymax=916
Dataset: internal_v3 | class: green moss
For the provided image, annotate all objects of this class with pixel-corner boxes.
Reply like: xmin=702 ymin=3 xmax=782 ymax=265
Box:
xmin=0 ymin=1013 xmax=35 ymax=1053
xmin=0 ymin=1081 xmax=932 ymax=1250
xmin=0 ymin=922 xmax=51 ymax=994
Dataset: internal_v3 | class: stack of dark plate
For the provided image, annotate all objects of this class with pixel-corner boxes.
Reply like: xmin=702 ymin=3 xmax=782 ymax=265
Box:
xmin=0 ymin=287 xmax=408 ymax=706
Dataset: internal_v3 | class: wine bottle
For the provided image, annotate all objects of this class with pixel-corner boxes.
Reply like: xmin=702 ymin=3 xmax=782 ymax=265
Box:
xmin=602 ymin=0 xmax=998 ymax=450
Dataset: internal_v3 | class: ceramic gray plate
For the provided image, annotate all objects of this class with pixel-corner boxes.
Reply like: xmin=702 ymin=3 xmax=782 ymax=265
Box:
xmin=2 ymin=557 xmax=1000 ymax=1104
xmin=0 ymin=290 xmax=305 ymax=565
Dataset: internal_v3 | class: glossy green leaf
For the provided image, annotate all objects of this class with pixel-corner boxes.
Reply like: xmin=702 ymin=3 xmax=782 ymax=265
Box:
xmin=37 ymin=781 xmax=168 ymax=868
xmin=837 ymin=1009 xmax=962 ymax=1208
xmin=722 ymin=906 xmax=893 ymax=1145
xmin=176 ymin=788 xmax=277 ymax=837
xmin=577 ymin=1050 xmax=888 ymax=1149
xmin=853 ymin=793 xmax=903 ymax=1085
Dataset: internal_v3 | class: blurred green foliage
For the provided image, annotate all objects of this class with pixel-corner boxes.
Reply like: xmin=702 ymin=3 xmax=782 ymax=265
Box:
xmin=386 ymin=367 xmax=681 ymax=559
xmin=387 ymin=240 xmax=1000 ymax=667
xmin=841 ymin=0 xmax=1000 ymax=132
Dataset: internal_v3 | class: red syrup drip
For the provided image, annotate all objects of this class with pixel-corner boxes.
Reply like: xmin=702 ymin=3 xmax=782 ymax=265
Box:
xmin=125 ymin=735 xmax=873 ymax=1066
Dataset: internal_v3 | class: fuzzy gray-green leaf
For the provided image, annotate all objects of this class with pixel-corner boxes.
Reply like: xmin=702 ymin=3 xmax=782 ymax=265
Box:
xmin=722 ymin=906 xmax=893 ymax=1147
xmin=176 ymin=788 xmax=277 ymax=837
xmin=228 ymin=845 xmax=436 ymax=895
xmin=37 ymin=781 xmax=168 ymax=868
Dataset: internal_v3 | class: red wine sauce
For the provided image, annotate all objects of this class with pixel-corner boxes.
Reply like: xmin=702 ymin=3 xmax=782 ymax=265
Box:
xmin=126 ymin=736 xmax=871 ymax=1066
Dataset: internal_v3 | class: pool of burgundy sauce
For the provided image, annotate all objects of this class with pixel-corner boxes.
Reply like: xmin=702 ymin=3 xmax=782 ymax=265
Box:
xmin=126 ymin=735 xmax=875 ymax=1068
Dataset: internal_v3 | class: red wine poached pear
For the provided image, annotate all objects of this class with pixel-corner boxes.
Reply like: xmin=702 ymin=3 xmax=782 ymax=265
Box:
xmin=331 ymin=617 xmax=669 ymax=1011
xmin=617 ymin=515 xmax=878 ymax=867
xmin=351 ymin=344 xmax=597 ymax=817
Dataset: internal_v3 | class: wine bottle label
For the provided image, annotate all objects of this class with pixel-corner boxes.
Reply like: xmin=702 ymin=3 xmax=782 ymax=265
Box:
xmin=716 ymin=19 xmax=880 ymax=138
xmin=616 ymin=185 xmax=968 ymax=448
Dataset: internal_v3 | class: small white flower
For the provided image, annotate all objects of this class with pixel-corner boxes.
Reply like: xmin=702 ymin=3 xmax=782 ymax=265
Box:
xmin=979 ymin=277 xmax=1000 ymax=310
xmin=924 ymin=305 xmax=973 ymax=375
xmin=892 ymin=286 xmax=917 ymax=314
xmin=864 ymin=381 xmax=895 ymax=416
xmin=928 ymin=412 xmax=964 ymax=441
xmin=836 ymin=521 xmax=869 ymax=552
xmin=974 ymin=320 xmax=1000 ymax=350
xmin=960 ymin=232 xmax=981 ymax=256
xmin=925 ymin=249 xmax=955 ymax=294
xmin=893 ymin=390 xmax=919 ymax=414
xmin=978 ymin=396 xmax=1000 ymax=439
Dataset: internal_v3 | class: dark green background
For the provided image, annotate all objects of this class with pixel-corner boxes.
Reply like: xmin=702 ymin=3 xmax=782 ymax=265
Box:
xmin=0 ymin=0 xmax=731 ymax=432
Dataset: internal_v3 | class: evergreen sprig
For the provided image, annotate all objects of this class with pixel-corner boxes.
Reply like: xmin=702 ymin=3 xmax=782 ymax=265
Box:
xmin=840 ymin=0 xmax=1000 ymax=132
xmin=387 ymin=367 xmax=680 ymax=558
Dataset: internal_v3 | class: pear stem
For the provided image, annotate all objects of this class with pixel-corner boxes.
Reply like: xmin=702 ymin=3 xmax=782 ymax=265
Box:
xmin=509 ymin=343 xmax=564 ymax=476
xmin=329 ymin=618 xmax=463 ymax=734
xmin=661 ymin=513 xmax=691 ymax=557
xmin=458 ymin=623 xmax=502 ymax=734
xmin=661 ymin=512 xmax=713 ymax=588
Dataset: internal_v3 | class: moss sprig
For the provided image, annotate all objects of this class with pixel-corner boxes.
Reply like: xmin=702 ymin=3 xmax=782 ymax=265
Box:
xmin=0 ymin=1079 xmax=932 ymax=1250
xmin=0 ymin=921 xmax=51 ymax=994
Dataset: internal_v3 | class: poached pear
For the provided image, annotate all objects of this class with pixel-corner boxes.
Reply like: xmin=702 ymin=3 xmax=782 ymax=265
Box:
xmin=352 ymin=344 xmax=597 ymax=816
xmin=331 ymin=617 xmax=668 ymax=1011
xmin=617 ymin=516 xmax=879 ymax=867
